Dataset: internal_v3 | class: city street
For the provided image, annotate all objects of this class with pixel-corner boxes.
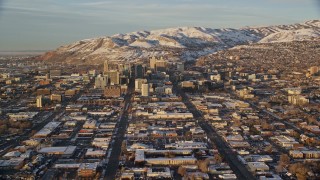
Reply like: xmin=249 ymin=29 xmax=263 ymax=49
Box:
xmin=175 ymin=84 xmax=256 ymax=180
xmin=104 ymin=78 xmax=134 ymax=180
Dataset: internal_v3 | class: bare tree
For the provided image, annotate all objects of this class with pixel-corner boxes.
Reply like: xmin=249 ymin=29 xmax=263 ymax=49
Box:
xmin=264 ymin=145 xmax=273 ymax=154
xmin=289 ymin=163 xmax=309 ymax=180
xmin=197 ymin=158 xmax=210 ymax=172
xmin=214 ymin=153 xmax=223 ymax=164
xmin=178 ymin=166 xmax=186 ymax=176
xmin=279 ymin=154 xmax=290 ymax=167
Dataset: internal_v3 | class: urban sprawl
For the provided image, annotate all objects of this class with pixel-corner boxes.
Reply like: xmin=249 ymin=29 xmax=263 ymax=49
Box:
xmin=0 ymin=55 xmax=319 ymax=180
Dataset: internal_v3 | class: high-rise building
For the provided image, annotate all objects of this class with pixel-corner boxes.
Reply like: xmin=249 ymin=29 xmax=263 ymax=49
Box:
xmin=149 ymin=56 xmax=167 ymax=72
xmin=141 ymin=83 xmax=149 ymax=97
xmin=104 ymin=60 xmax=131 ymax=76
xmin=155 ymin=60 xmax=167 ymax=72
xmin=94 ymin=75 xmax=108 ymax=89
xmin=104 ymin=60 xmax=118 ymax=73
xmin=36 ymin=96 xmax=43 ymax=108
xmin=104 ymin=60 xmax=131 ymax=86
xmin=118 ymin=62 xmax=131 ymax=76
xmin=135 ymin=64 xmax=145 ymax=78
xmin=150 ymin=57 xmax=157 ymax=70
xmin=135 ymin=79 xmax=148 ymax=92
xmin=103 ymin=60 xmax=109 ymax=73
xmin=105 ymin=71 xmax=120 ymax=85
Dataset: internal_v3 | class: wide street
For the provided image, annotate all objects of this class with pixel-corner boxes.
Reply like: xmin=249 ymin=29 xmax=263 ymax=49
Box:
xmin=104 ymin=78 xmax=134 ymax=180
xmin=174 ymin=83 xmax=256 ymax=180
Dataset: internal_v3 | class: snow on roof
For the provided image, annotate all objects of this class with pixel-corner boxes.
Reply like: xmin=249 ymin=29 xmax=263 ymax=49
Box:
xmin=38 ymin=146 xmax=76 ymax=155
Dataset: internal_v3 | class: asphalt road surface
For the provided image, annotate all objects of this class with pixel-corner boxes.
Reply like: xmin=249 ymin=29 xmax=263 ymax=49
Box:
xmin=175 ymin=85 xmax=256 ymax=180
xmin=104 ymin=78 xmax=134 ymax=180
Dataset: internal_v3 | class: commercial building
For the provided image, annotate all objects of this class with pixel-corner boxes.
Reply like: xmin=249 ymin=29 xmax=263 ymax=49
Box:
xmin=0 ymin=158 xmax=25 ymax=170
xmin=33 ymin=122 xmax=61 ymax=138
xmin=288 ymin=95 xmax=309 ymax=105
xmin=36 ymin=88 xmax=51 ymax=96
xmin=50 ymin=94 xmax=62 ymax=102
xmin=135 ymin=64 xmax=146 ymax=78
xmin=8 ymin=112 xmax=38 ymax=121
xmin=165 ymin=141 xmax=207 ymax=150
xmin=105 ymin=71 xmax=120 ymax=85
xmin=77 ymin=162 xmax=99 ymax=177
xmin=247 ymin=162 xmax=269 ymax=172
xmin=141 ymin=83 xmax=149 ymax=97
xmin=38 ymin=146 xmax=76 ymax=157
xmin=149 ymin=56 xmax=167 ymax=72
xmin=85 ymin=149 xmax=106 ymax=158
xmin=104 ymin=85 xmax=122 ymax=97
xmin=135 ymin=78 xmax=148 ymax=92
xmin=147 ymin=167 xmax=172 ymax=178
xmin=94 ymin=75 xmax=108 ymax=89
xmin=146 ymin=157 xmax=197 ymax=165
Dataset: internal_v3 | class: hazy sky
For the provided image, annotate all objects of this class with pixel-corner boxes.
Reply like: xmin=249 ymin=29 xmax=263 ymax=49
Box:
xmin=0 ymin=0 xmax=319 ymax=51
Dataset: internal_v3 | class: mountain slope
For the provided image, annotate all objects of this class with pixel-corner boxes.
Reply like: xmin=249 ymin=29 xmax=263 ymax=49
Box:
xmin=40 ymin=20 xmax=320 ymax=65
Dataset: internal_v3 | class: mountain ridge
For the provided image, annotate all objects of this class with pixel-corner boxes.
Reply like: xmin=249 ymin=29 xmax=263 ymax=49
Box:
xmin=40 ymin=20 xmax=320 ymax=65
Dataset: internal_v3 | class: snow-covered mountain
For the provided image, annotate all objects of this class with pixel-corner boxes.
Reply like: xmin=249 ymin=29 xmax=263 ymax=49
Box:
xmin=41 ymin=20 xmax=320 ymax=64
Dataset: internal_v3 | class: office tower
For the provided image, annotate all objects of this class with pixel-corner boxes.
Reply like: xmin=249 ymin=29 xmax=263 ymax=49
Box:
xmin=149 ymin=56 xmax=167 ymax=72
xmin=141 ymin=83 xmax=149 ymax=97
xmin=94 ymin=75 xmax=108 ymax=89
xmin=118 ymin=62 xmax=131 ymax=76
xmin=36 ymin=96 xmax=43 ymax=108
xmin=104 ymin=60 xmax=131 ymax=84
xmin=135 ymin=64 xmax=145 ymax=78
xmin=104 ymin=60 xmax=119 ymax=73
xmin=104 ymin=60 xmax=109 ymax=73
xmin=135 ymin=79 xmax=148 ymax=92
xmin=105 ymin=71 xmax=120 ymax=85
xmin=150 ymin=57 xmax=157 ymax=70
xmin=155 ymin=59 xmax=167 ymax=72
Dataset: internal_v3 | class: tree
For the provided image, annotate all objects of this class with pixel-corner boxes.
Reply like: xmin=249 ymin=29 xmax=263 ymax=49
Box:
xmin=214 ymin=153 xmax=223 ymax=164
xmin=289 ymin=163 xmax=309 ymax=180
xmin=307 ymin=116 xmax=317 ymax=125
xmin=290 ymin=130 xmax=300 ymax=139
xmin=121 ymin=141 xmax=127 ymax=154
xmin=264 ymin=145 xmax=273 ymax=154
xmin=197 ymin=158 xmax=210 ymax=172
xmin=177 ymin=166 xmax=186 ymax=176
xmin=0 ymin=124 xmax=8 ymax=135
xmin=233 ymin=118 xmax=242 ymax=126
xmin=261 ymin=120 xmax=273 ymax=130
xmin=275 ymin=164 xmax=285 ymax=173
xmin=279 ymin=154 xmax=290 ymax=167
xmin=185 ymin=131 xmax=193 ymax=141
